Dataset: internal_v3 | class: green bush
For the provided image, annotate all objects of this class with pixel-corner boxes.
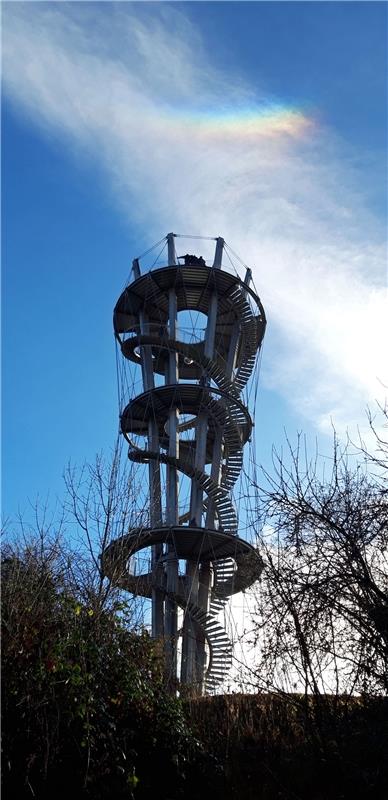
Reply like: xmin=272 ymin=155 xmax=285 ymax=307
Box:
xmin=1 ymin=546 xmax=195 ymax=799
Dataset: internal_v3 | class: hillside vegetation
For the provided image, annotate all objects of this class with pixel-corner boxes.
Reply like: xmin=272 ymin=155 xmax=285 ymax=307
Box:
xmin=2 ymin=543 xmax=387 ymax=800
xmin=3 ymin=409 xmax=387 ymax=798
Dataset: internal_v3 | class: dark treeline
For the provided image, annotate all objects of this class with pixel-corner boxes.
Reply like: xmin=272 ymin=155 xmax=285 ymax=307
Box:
xmin=2 ymin=544 xmax=387 ymax=800
xmin=2 ymin=407 xmax=388 ymax=799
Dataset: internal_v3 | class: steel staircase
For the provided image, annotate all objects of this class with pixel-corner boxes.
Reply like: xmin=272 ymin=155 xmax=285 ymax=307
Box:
xmin=102 ymin=246 xmax=266 ymax=692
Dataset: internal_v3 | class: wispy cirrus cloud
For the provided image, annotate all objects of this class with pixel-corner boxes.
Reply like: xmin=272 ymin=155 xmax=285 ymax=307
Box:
xmin=3 ymin=2 xmax=387 ymax=440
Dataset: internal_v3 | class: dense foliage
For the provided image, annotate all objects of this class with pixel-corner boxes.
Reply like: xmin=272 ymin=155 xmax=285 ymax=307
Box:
xmin=1 ymin=545 xmax=196 ymax=799
xmin=3 ymin=543 xmax=387 ymax=800
xmin=186 ymin=693 xmax=388 ymax=800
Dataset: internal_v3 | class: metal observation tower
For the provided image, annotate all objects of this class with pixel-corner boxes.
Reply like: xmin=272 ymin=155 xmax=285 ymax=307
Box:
xmin=102 ymin=234 xmax=266 ymax=693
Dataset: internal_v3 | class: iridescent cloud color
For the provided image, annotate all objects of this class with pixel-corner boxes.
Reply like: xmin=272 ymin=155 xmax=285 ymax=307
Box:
xmin=168 ymin=105 xmax=314 ymax=140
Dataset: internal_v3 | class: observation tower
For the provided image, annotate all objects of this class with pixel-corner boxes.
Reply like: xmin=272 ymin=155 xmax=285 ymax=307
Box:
xmin=101 ymin=234 xmax=266 ymax=693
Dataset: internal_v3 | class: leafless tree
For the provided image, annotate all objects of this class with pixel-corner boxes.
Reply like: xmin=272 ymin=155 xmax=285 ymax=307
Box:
xmin=251 ymin=406 xmax=388 ymax=696
xmin=62 ymin=434 xmax=150 ymax=623
xmin=3 ymin=435 xmax=148 ymax=625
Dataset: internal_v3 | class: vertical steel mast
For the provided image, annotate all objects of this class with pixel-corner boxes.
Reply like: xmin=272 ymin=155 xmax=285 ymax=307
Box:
xmin=102 ymin=234 xmax=266 ymax=693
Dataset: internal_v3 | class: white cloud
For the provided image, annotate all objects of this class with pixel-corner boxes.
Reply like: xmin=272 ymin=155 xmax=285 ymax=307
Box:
xmin=3 ymin=2 xmax=387 ymax=441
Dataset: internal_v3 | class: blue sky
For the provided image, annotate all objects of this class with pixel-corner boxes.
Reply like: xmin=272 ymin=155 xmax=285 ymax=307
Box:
xmin=2 ymin=1 xmax=387 ymax=520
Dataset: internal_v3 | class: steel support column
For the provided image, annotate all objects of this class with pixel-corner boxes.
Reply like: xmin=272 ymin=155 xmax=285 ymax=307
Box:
xmin=165 ymin=246 xmax=179 ymax=675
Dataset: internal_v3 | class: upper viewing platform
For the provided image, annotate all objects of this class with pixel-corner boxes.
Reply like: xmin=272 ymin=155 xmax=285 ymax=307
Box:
xmin=113 ymin=233 xmax=266 ymax=385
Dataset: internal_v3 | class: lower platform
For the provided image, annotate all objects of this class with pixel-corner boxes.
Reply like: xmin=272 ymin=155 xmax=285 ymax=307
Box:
xmin=101 ymin=525 xmax=263 ymax=596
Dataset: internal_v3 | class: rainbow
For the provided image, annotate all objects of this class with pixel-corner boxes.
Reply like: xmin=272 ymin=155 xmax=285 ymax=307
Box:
xmin=167 ymin=104 xmax=314 ymax=140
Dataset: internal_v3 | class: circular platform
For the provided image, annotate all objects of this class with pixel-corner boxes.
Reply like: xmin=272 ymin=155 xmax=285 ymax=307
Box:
xmin=103 ymin=525 xmax=254 ymax=562
xmin=120 ymin=383 xmax=252 ymax=443
xmin=114 ymin=265 xmax=266 ymax=367
xmin=101 ymin=526 xmax=263 ymax=598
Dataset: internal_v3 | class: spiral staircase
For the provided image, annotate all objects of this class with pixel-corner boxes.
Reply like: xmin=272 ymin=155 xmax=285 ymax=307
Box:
xmin=101 ymin=235 xmax=266 ymax=693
